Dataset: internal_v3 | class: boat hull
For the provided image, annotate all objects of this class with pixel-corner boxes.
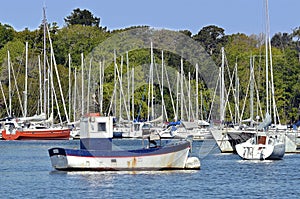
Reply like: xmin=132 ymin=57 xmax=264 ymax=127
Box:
xmin=236 ymin=138 xmax=285 ymax=160
xmin=48 ymin=141 xmax=196 ymax=171
xmin=212 ymin=129 xmax=298 ymax=153
xmin=211 ymin=129 xmax=255 ymax=153
xmin=2 ymin=128 xmax=70 ymax=140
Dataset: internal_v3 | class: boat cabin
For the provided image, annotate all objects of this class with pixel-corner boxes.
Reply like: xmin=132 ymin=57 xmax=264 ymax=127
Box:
xmin=80 ymin=114 xmax=114 ymax=151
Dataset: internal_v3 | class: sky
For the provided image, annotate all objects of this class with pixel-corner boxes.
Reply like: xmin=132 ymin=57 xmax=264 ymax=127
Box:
xmin=0 ymin=0 xmax=299 ymax=37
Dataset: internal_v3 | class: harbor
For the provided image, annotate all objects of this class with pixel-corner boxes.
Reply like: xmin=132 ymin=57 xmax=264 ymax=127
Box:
xmin=1 ymin=0 xmax=300 ymax=198
xmin=1 ymin=139 xmax=300 ymax=198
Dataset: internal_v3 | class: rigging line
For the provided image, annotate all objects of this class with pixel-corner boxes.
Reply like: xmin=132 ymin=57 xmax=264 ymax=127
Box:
xmin=10 ymin=62 xmax=25 ymax=117
xmin=136 ymin=82 xmax=148 ymax=121
xmin=49 ymin=66 xmax=62 ymax=125
xmin=46 ymin=24 xmax=69 ymax=123
xmin=164 ymin=59 xmax=176 ymax=119
xmin=115 ymin=56 xmax=130 ymax=121
xmin=153 ymin=58 xmax=168 ymax=121
xmin=223 ymin=50 xmax=236 ymax=122
xmin=207 ymin=70 xmax=220 ymax=122
xmin=0 ymin=81 xmax=9 ymax=116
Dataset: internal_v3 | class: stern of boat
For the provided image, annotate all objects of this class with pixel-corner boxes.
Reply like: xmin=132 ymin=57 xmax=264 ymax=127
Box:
xmin=48 ymin=148 xmax=68 ymax=170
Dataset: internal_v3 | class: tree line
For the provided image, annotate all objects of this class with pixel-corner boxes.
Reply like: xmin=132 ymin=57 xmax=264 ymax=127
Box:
xmin=0 ymin=8 xmax=299 ymax=123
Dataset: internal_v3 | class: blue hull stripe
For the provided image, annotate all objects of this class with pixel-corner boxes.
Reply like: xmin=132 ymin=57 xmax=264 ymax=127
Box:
xmin=49 ymin=141 xmax=190 ymax=158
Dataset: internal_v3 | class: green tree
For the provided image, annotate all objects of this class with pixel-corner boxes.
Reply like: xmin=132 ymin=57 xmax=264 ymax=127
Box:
xmin=193 ymin=25 xmax=227 ymax=56
xmin=0 ymin=23 xmax=15 ymax=49
xmin=64 ymin=8 xmax=100 ymax=27
xmin=179 ymin=30 xmax=192 ymax=37
xmin=271 ymin=32 xmax=292 ymax=50
xmin=0 ymin=40 xmax=25 ymax=69
xmin=53 ymin=25 xmax=108 ymax=66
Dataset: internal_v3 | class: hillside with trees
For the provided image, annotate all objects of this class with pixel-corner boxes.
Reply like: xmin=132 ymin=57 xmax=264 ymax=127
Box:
xmin=0 ymin=8 xmax=299 ymax=124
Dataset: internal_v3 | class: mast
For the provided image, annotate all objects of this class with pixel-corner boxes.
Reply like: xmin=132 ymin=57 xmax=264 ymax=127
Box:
xmin=200 ymin=90 xmax=203 ymax=120
xmin=175 ymin=71 xmax=179 ymax=121
xmin=81 ymin=53 xmax=84 ymax=115
xmin=73 ymin=67 xmax=77 ymax=122
xmin=180 ymin=58 xmax=184 ymax=120
xmin=43 ymin=7 xmax=47 ymax=116
xmin=99 ymin=61 xmax=103 ymax=114
xmin=100 ymin=60 xmax=105 ymax=114
xmin=220 ymin=47 xmax=225 ymax=123
xmin=119 ymin=56 xmax=123 ymax=121
xmin=132 ymin=68 xmax=134 ymax=120
xmin=148 ymin=41 xmax=154 ymax=121
xmin=265 ymin=0 xmax=269 ymax=116
xmin=87 ymin=58 xmax=92 ymax=113
xmin=68 ymin=53 xmax=71 ymax=121
xmin=151 ymin=41 xmax=154 ymax=120
xmin=188 ymin=71 xmax=191 ymax=121
xmin=250 ymin=56 xmax=254 ymax=127
xmin=126 ymin=52 xmax=130 ymax=120
xmin=234 ymin=61 xmax=239 ymax=124
xmin=24 ymin=42 xmax=28 ymax=117
xmin=151 ymin=45 xmax=154 ymax=120
xmin=267 ymin=7 xmax=277 ymax=124
xmin=8 ymin=50 xmax=11 ymax=117
xmin=196 ymin=63 xmax=199 ymax=120
xmin=114 ymin=50 xmax=117 ymax=116
xmin=161 ymin=50 xmax=164 ymax=121
xmin=49 ymin=50 xmax=53 ymax=125
xmin=38 ymin=55 xmax=42 ymax=114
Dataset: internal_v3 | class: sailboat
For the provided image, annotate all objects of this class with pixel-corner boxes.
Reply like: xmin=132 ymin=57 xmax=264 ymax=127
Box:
xmin=235 ymin=0 xmax=285 ymax=160
xmin=236 ymin=114 xmax=285 ymax=160
xmin=211 ymin=48 xmax=257 ymax=152
xmin=2 ymin=8 xmax=70 ymax=140
xmin=1 ymin=120 xmax=70 ymax=140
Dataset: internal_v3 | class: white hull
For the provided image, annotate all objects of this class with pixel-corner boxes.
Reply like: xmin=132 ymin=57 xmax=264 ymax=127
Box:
xmin=236 ymin=135 xmax=285 ymax=160
xmin=211 ymin=129 xmax=254 ymax=153
xmin=176 ymin=127 xmax=212 ymax=140
xmin=49 ymin=145 xmax=194 ymax=171
xmin=211 ymin=128 xmax=298 ymax=153
xmin=49 ymin=115 xmax=200 ymax=171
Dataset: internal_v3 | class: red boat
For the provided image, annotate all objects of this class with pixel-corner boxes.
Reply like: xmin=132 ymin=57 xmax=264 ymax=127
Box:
xmin=1 ymin=121 xmax=70 ymax=140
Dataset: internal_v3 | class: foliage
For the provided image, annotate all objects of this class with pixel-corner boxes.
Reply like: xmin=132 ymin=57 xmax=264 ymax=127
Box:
xmin=193 ymin=25 xmax=227 ymax=56
xmin=53 ymin=25 xmax=109 ymax=67
xmin=64 ymin=8 xmax=100 ymax=27
xmin=0 ymin=23 xmax=15 ymax=48
xmin=0 ymin=9 xmax=299 ymax=123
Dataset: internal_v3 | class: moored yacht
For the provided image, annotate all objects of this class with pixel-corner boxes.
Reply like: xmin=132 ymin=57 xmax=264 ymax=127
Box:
xmin=236 ymin=132 xmax=285 ymax=160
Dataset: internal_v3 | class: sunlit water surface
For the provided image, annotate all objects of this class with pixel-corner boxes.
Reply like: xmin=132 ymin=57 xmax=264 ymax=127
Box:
xmin=0 ymin=139 xmax=299 ymax=198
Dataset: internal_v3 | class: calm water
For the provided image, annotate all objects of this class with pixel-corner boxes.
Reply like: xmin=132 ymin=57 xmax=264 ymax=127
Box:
xmin=0 ymin=139 xmax=299 ymax=199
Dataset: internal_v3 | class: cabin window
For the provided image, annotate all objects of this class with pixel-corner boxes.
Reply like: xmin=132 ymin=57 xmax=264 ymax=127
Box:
xmin=258 ymin=136 xmax=266 ymax=145
xmin=98 ymin=123 xmax=106 ymax=131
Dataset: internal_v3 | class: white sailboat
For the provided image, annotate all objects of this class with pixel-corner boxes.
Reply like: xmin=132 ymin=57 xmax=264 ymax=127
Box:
xmin=236 ymin=132 xmax=285 ymax=160
xmin=235 ymin=0 xmax=285 ymax=160
xmin=236 ymin=114 xmax=285 ymax=160
xmin=211 ymin=48 xmax=257 ymax=152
